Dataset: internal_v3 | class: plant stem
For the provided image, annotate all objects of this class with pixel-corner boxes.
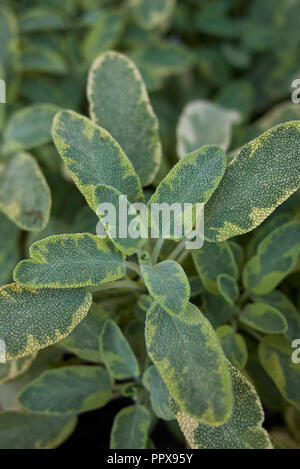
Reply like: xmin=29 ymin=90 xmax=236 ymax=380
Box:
xmin=89 ymin=280 xmax=145 ymax=293
xmin=151 ymin=238 xmax=164 ymax=264
xmin=168 ymin=239 xmax=186 ymax=260
xmin=126 ymin=261 xmax=142 ymax=278
xmin=238 ymin=322 xmax=263 ymax=341
xmin=177 ymin=248 xmax=190 ymax=265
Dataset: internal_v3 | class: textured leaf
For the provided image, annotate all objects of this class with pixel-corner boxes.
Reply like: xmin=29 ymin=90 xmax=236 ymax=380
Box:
xmin=0 ymin=354 xmax=36 ymax=385
xmin=216 ymin=325 xmax=247 ymax=370
xmin=0 ymin=212 xmax=19 ymax=285
xmin=0 ymin=412 xmax=77 ymax=449
xmin=204 ymin=122 xmax=300 ymax=242
xmin=145 ymin=301 xmax=232 ymax=425
xmin=110 ymin=405 xmax=151 ymax=449
xmin=0 ymin=284 xmax=92 ymax=360
xmin=149 ymin=145 xmax=226 ymax=237
xmin=52 ymin=110 xmax=143 ymax=207
xmin=88 ymin=51 xmax=161 ymax=186
xmin=140 ymin=255 xmax=190 ymax=316
xmin=174 ymin=363 xmax=272 ymax=449
xmin=243 ymin=221 xmax=300 ymax=295
xmin=192 ymin=241 xmax=238 ymax=295
xmin=82 ymin=10 xmax=125 ymax=62
xmin=177 ymin=100 xmax=239 ymax=158
xmin=143 ymin=365 xmax=174 ymax=421
xmin=3 ymin=104 xmax=60 ymax=155
xmin=249 ymin=291 xmax=300 ymax=341
xmin=14 ymin=233 xmax=126 ymax=289
xmin=18 ymin=8 xmax=66 ymax=32
xmin=259 ymin=335 xmax=300 ymax=411
xmin=240 ymin=303 xmax=288 ymax=334
xmin=100 ymin=319 xmax=140 ymax=380
xmin=93 ymin=184 xmax=147 ymax=256
xmin=18 ymin=365 xmax=112 ymax=415
xmin=131 ymin=0 xmax=176 ymax=30
xmin=217 ymin=274 xmax=239 ymax=305
xmin=201 ymin=290 xmax=236 ymax=328
xmin=61 ymin=304 xmax=110 ymax=363
xmin=0 ymin=152 xmax=51 ymax=231
xmin=257 ymin=102 xmax=300 ymax=131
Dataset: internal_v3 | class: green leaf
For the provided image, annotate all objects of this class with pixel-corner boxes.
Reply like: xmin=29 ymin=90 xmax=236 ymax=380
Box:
xmin=3 ymin=104 xmax=60 ymax=155
xmin=21 ymin=44 xmax=67 ymax=75
xmin=177 ymin=100 xmax=240 ymax=158
xmin=149 ymin=145 xmax=226 ymax=237
xmin=243 ymin=221 xmax=300 ymax=295
xmin=139 ymin=255 xmax=190 ymax=316
xmin=52 ymin=110 xmax=143 ymax=207
xmin=216 ymin=325 xmax=247 ymax=370
xmin=201 ymin=290 xmax=236 ymax=328
xmin=0 ymin=284 xmax=92 ymax=360
xmin=217 ymin=274 xmax=239 ymax=305
xmin=258 ymin=335 xmax=300 ymax=411
xmin=0 ymin=152 xmax=51 ymax=231
xmin=130 ymin=0 xmax=176 ymax=30
xmin=0 ymin=212 xmax=19 ymax=284
xmin=204 ymin=122 xmax=300 ymax=242
xmin=0 ymin=7 xmax=18 ymax=66
xmin=93 ymin=184 xmax=147 ymax=256
xmin=82 ymin=10 xmax=125 ymax=63
xmin=0 ymin=354 xmax=36 ymax=385
xmin=88 ymin=51 xmax=162 ymax=186
xmin=143 ymin=365 xmax=174 ymax=420
xmin=61 ymin=304 xmax=110 ymax=363
xmin=257 ymin=102 xmax=300 ymax=131
xmin=174 ymin=363 xmax=272 ymax=449
xmin=18 ymin=8 xmax=66 ymax=32
xmin=100 ymin=319 xmax=140 ymax=379
xmin=240 ymin=303 xmax=288 ymax=334
xmin=192 ymin=241 xmax=238 ymax=295
xmin=18 ymin=365 xmax=112 ymax=415
xmin=14 ymin=233 xmax=126 ymax=289
xmin=110 ymin=404 xmax=151 ymax=449
xmin=0 ymin=412 xmax=77 ymax=449
xmin=145 ymin=301 xmax=233 ymax=425
xmin=249 ymin=291 xmax=300 ymax=342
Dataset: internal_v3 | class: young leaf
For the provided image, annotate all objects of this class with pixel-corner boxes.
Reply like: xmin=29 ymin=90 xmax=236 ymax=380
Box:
xmin=99 ymin=319 xmax=140 ymax=380
xmin=18 ymin=366 xmax=112 ymax=415
xmin=177 ymin=100 xmax=240 ymax=158
xmin=61 ymin=304 xmax=110 ymax=363
xmin=0 ymin=412 xmax=77 ymax=449
xmin=88 ymin=51 xmax=161 ymax=186
xmin=240 ymin=303 xmax=288 ymax=334
xmin=204 ymin=122 xmax=300 ymax=242
xmin=259 ymin=335 xmax=300 ymax=411
xmin=216 ymin=326 xmax=247 ymax=370
xmin=139 ymin=255 xmax=190 ymax=316
xmin=145 ymin=301 xmax=233 ymax=425
xmin=0 ymin=354 xmax=36 ymax=385
xmin=217 ymin=274 xmax=239 ymax=305
xmin=130 ymin=0 xmax=176 ymax=30
xmin=3 ymin=104 xmax=60 ymax=155
xmin=0 ymin=284 xmax=92 ymax=360
xmin=174 ymin=363 xmax=272 ymax=449
xmin=52 ymin=110 xmax=143 ymax=207
xmin=143 ymin=365 xmax=174 ymax=421
xmin=192 ymin=241 xmax=238 ymax=295
xmin=0 ymin=152 xmax=51 ymax=231
xmin=110 ymin=405 xmax=151 ymax=449
xmin=93 ymin=184 xmax=147 ymax=256
xmin=13 ymin=233 xmax=126 ymax=289
xmin=243 ymin=221 xmax=300 ymax=295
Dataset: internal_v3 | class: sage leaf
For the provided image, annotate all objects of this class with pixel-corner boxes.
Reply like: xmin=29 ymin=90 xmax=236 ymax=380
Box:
xmin=145 ymin=301 xmax=233 ymax=425
xmin=0 ymin=152 xmax=51 ymax=231
xmin=216 ymin=326 xmax=247 ymax=370
xmin=217 ymin=274 xmax=239 ymax=305
xmin=18 ymin=365 xmax=112 ymax=415
xmin=0 ymin=212 xmax=19 ymax=285
xmin=52 ymin=110 xmax=143 ymax=207
xmin=204 ymin=122 xmax=300 ymax=242
xmin=259 ymin=335 xmax=300 ymax=411
xmin=143 ymin=365 xmax=174 ymax=421
xmin=110 ymin=404 xmax=151 ymax=449
xmin=177 ymin=100 xmax=240 ymax=158
xmin=18 ymin=8 xmax=66 ymax=33
xmin=88 ymin=51 xmax=162 ymax=186
xmin=130 ymin=0 xmax=176 ymax=30
xmin=0 ymin=284 xmax=92 ymax=360
xmin=14 ymin=233 xmax=126 ymax=289
xmin=100 ymin=319 xmax=140 ymax=380
xmin=240 ymin=303 xmax=288 ymax=334
xmin=0 ymin=354 xmax=36 ymax=385
xmin=0 ymin=412 xmax=77 ymax=449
